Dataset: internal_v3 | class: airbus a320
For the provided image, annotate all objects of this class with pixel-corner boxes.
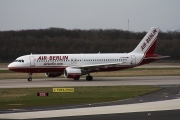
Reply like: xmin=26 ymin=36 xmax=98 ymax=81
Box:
xmin=8 ymin=27 xmax=169 ymax=81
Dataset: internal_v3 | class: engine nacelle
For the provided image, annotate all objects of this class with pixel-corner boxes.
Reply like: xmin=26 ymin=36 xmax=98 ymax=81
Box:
xmin=64 ymin=67 xmax=81 ymax=78
xmin=45 ymin=72 xmax=62 ymax=77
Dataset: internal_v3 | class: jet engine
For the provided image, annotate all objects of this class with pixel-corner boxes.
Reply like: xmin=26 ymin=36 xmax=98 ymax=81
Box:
xmin=45 ymin=72 xmax=62 ymax=77
xmin=64 ymin=67 xmax=81 ymax=79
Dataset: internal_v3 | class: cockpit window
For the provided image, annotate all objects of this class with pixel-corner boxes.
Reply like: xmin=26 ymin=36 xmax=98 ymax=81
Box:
xmin=14 ymin=59 xmax=24 ymax=63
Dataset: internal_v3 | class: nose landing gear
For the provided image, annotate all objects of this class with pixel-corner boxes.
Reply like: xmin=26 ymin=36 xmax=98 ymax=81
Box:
xmin=28 ymin=73 xmax=32 ymax=82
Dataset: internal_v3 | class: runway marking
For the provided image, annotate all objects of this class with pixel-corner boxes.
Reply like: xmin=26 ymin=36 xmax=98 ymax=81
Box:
xmin=1 ymin=98 xmax=180 ymax=119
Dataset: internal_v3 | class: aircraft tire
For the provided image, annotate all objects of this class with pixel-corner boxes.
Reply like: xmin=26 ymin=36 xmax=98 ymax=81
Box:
xmin=86 ymin=76 xmax=93 ymax=81
xmin=28 ymin=77 xmax=32 ymax=82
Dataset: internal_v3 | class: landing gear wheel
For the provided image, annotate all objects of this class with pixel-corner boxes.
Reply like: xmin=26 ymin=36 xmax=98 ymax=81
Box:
xmin=28 ymin=73 xmax=33 ymax=82
xmin=28 ymin=77 xmax=32 ymax=82
xmin=86 ymin=76 xmax=93 ymax=81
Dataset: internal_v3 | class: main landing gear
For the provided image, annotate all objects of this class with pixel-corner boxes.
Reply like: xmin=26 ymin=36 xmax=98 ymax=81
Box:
xmin=86 ymin=74 xmax=93 ymax=81
xmin=28 ymin=73 xmax=32 ymax=82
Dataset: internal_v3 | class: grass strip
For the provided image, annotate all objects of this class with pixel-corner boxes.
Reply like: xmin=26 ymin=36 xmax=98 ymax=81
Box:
xmin=0 ymin=86 xmax=161 ymax=109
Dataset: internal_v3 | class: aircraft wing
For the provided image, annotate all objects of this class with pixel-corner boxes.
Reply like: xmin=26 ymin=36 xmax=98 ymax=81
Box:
xmin=70 ymin=62 xmax=126 ymax=70
xmin=79 ymin=62 xmax=126 ymax=69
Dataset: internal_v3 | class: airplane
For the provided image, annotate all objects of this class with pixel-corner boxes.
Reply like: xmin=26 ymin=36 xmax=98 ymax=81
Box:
xmin=8 ymin=27 xmax=169 ymax=81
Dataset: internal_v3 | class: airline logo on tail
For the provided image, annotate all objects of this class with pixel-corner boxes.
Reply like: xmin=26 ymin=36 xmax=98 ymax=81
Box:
xmin=141 ymin=28 xmax=157 ymax=51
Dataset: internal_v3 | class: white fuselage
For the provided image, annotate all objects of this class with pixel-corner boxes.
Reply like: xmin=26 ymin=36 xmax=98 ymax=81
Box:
xmin=8 ymin=53 xmax=144 ymax=73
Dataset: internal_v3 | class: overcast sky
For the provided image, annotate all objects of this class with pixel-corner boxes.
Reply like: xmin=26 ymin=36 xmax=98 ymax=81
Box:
xmin=0 ymin=0 xmax=180 ymax=32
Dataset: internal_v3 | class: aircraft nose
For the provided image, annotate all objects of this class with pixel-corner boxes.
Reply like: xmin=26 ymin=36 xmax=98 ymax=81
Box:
xmin=8 ymin=63 xmax=14 ymax=70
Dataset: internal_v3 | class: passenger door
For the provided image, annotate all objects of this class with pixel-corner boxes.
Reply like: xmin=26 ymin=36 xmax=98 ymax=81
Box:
xmin=29 ymin=56 xmax=36 ymax=67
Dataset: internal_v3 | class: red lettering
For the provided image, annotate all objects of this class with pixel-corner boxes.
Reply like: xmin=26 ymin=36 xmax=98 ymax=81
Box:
xmin=38 ymin=55 xmax=68 ymax=61
xmin=56 ymin=56 xmax=59 ymax=60
xmin=146 ymin=33 xmax=153 ymax=43
xmin=153 ymin=29 xmax=157 ymax=34
xmin=145 ymin=29 xmax=157 ymax=45
xmin=141 ymin=42 xmax=147 ymax=51
xmin=146 ymin=38 xmax=150 ymax=43
xmin=64 ymin=56 xmax=68 ymax=60
xmin=37 ymin=56 xmax=42 ymax=60
xmin=149 ymin=33 xmax=154 ymax=38
xmin=44 ymin=56 xmax=47 ymax=60
xmin=49 ymin=56 xmax=52 ymax=60
xmin=53 ymin=56 xmax=56 ymax=60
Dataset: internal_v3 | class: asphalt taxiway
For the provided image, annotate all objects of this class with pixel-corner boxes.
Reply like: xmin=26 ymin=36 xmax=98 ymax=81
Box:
xmin=0 ymin=76 xmax=180 ymax=88
xmin=0 ymin=76 xmax=180 ymax=120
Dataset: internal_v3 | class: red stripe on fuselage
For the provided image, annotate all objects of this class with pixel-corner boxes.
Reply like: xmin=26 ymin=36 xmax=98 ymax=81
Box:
xmin=9 ymin=66 xmax=134 ymax=73
xmin=8 ymin=67 xmax=66 ymax=73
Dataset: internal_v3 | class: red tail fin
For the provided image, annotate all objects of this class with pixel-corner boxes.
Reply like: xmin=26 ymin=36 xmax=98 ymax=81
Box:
xmin=131 ymin=27 xmax=159 ymax=55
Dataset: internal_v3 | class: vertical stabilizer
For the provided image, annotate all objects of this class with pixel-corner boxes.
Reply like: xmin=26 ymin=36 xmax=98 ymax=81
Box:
xmin=132 ymin=27 xmax=159 ymax=55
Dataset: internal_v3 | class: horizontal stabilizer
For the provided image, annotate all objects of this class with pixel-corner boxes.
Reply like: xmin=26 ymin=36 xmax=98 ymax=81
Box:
xmin=144 ymin=56 xmax=170 ymax=60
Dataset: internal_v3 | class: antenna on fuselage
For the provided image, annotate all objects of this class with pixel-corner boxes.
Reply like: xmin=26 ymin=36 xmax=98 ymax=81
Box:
xmin=31 ymin=53 xmax=33 ymax=55
xmin=98 ymin=51 xmax=100 ymax=54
